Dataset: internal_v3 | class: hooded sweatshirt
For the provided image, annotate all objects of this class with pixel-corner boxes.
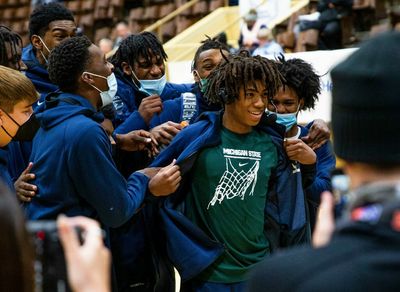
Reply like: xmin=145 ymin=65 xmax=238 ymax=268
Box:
xmin=113 ymin=68 xmax=192 ymax=134
xmin=25 ymin=92 xmax=149 ymax=228
xmin=0 ymin=147 xmax=14 ymax=191
xmin=8 ymin=45 xmax=57 ymax=185
xmin=22 ymin=45 xmax=58 ymax=101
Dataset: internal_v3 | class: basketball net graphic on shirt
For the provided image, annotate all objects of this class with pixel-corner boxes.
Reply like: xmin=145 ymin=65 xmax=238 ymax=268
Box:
xmin=207 ymin=157 xmax=260 ymax=209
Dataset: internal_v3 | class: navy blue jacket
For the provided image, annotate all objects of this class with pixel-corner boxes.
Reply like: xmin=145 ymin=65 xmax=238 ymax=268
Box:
xmin=7 ymin=141 xmax=32 ymax=182
xmin=113 ymin=69 xmax=192 ymax=134
xmin=249 ymin=184 xmax=400 ymax=292
xmin=300 ymin=125 xmax=335 ymax=202
xmin=0 ymin=147 xmax=14 ymax=191
xmin=25 ymin=92 xmax=149 ymax=228
xmin=146 ymin=111 xmax=313 ymax=281
xmin=299 ymin=125 xmax=336 ymax=230
xmin=10 ymin=45 xmax=58 ymax=181
xmin=22 ymin=45 xmax=58 ymax=101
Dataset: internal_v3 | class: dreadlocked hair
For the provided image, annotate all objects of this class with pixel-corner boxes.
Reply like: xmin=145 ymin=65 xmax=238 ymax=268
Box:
xmin=0 ymin=26 xmax=23 ymax=69
xmin=276 ymin=55 xmax=321 ymax=110
xmin=111 ymin=31 xmax=167 ymax=69
xmin=205 ymin=50 xmax=282 ymax=105
xmin=191 ymin=36 xmax=230 ymax=71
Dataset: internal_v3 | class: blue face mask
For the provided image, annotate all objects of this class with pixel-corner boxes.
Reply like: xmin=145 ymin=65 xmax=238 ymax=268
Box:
xmin=275 ymin=112 xmax=297 ymax=132
xmin=273 ymin=104 xmax=300 ymax=132
xmin=131 ymin=67 xmax=166 ymax=96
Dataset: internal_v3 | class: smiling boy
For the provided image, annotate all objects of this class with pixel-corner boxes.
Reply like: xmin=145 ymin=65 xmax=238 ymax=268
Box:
xmin=146 ymin=52 xmax=287 ymax=291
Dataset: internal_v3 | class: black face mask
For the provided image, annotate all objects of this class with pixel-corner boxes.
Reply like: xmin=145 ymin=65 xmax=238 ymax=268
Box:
xmin=1 ymin=111 xmax=40 ymax=141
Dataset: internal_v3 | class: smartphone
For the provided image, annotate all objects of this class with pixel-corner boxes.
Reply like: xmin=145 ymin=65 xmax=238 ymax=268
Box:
xmin=26 ymin=221 xmax=73 ymax=292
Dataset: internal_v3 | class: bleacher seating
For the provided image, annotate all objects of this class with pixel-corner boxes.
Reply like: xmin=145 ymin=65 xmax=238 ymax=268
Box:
xmin=0 ymin=0 xmax=32 ymax=45
xmin=0 ymin=0 xmax=227 ymax=46
xmin=129 ymin=0 xmax=225 ymax=39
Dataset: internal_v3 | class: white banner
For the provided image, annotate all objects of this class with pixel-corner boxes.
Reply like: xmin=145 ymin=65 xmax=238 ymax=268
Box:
xmin=239 ymin=0 xmax=291 ymax=27
xmin=285 ymin=48 xmax=357 ymax=123
xmin=167 ymin=48 xmax=358 ymax=123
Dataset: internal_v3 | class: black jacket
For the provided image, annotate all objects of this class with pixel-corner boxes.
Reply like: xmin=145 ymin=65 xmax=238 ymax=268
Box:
xmin=249 ymin=183 xmax=400 ymax=292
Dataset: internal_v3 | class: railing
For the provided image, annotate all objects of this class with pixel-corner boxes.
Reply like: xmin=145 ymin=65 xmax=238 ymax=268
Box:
xmin=163 ymin=0 xmax=310 ymax=62
xmin=144 ymin=0 xmax=229 ymax=43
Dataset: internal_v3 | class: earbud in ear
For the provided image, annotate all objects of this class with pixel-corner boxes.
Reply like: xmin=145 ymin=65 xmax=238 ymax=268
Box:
xmin=218 ymin=88 xmax=228 ymax=103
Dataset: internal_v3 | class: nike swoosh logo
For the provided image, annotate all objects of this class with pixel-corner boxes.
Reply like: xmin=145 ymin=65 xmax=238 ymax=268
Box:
xmin=239 ymin=162 xmax=248 ymax=167
xmin=37 ymin=100 xmax=45 ymax=106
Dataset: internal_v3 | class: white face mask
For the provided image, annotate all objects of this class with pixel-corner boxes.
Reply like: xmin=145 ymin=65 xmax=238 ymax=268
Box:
xmin=36 ymin=35 xmax=51 ymax=65
xmin=82 ymin=72 xmax=118 ymax=107
xmin=130 ymin=67 xmax=166 ymax=96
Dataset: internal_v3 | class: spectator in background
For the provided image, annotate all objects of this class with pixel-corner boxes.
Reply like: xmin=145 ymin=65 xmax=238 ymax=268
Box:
xmin=299 ymin=0 xmax=353 ymax=50
xmin=23 ymin=2 xmax=77 ymax=99
xmin=252 ymin=28 xmax=284 ymax=59
xmin=238 ymin=9 xmax=266 ymax=53
xmin=317 ymin=0 xmax=353 ymax=49
xmin=239 ymin=9 xmax=266 ymax=53
xmin=249 ymin=31 xmax=400 ymax=292
xmin=113 ymin=21 xmax=131 ymax=49
xmin=99 ymin=38 xmax=114 ymax=56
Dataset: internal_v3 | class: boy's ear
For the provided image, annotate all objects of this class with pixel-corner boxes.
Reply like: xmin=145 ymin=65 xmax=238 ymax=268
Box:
xmin=81 ymin=72 xmax=94 ymax=85
xmin=193 ymin=70 xmax=200 ymax=83
xmin=299 ymin=99 xmax=305 ymax=110
xmin=121 ymin=62 xmax=132 ymax=76
xmin=31 ymin=35 xmax=43 ymax=50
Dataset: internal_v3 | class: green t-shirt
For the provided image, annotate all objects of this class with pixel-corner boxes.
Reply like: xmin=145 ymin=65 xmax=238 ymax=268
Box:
xmin=185 ymin=127 xmax=278 ymax=283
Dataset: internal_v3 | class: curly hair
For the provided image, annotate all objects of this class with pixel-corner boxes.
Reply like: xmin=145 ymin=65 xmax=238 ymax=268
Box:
xmin=48 ymin=36 xmax=91 ymax=93
xmin=0 ymin=26 xmax=23 ymax=69
xmin=205 ymin=50 xmax=282 ymax=105
xmin=276 ymin=55 xmax=321 ymax=110
xmin=191 ymin=36 xmax=230 ymax=71
xmin=29 ymin=2 xmax=75 ymax=38
xmin=111 ymin=31 xmax=167 ymax=69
